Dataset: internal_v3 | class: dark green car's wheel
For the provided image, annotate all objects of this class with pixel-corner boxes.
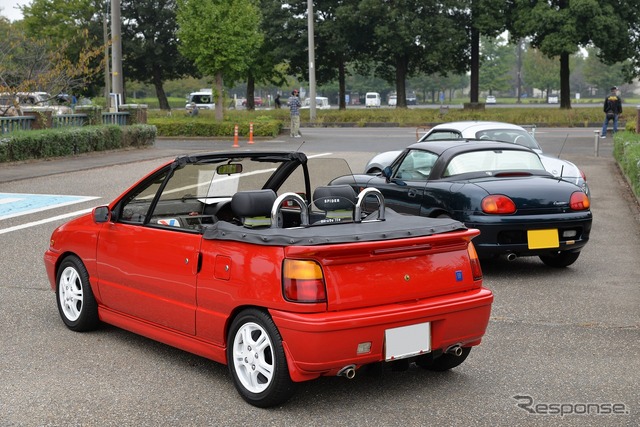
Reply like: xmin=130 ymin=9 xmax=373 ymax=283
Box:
xmin=56 ymin=255 xmax=99 ymax=332
xmin=416 ymin=347 xmax=471 ymax=371
xmin=227 ymin=309 xmax=295 ymax=408
xmin=539 ymin=251 xmax=581 ymax=268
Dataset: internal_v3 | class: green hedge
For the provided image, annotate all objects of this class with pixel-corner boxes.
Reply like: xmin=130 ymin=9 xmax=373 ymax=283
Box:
xmin=0 ymin=124 xmax=156 ymax=163
xmin=150 ymin=113 xmax=282 ymax=137
xmin=613 ymin=132 xmax=640 ymax=199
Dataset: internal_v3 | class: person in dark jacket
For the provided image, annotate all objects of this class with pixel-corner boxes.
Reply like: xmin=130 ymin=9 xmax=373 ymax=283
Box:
xmin=601 ymin=86 xmax=623 ymax=138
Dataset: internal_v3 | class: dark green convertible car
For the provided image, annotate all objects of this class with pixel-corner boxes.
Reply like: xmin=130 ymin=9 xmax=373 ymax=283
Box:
xmin=332 ymin=140 xmax=592 ymax=267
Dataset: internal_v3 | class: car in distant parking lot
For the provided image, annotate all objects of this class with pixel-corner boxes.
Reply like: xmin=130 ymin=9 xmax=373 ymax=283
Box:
xmin=337 ymin=140 xmax=592 ymax=267
xmin=364 ymin=121 xmax=590 ymax=196
xmin=486 ymin=95 xmax=496 ymax=104
xmin=548 ymin=96 xmax=559 ymax=104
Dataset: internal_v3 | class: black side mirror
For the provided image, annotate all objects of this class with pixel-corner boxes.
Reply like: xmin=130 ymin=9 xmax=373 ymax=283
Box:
xmin=93 ymin=206 xmax=110 ymax=223
xmin=382 ymin=166 xmax=393 ymax=182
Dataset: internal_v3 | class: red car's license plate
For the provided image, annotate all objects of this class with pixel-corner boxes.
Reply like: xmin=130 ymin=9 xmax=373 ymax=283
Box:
xmin=384 ymin=322 xmax=431 ymax=361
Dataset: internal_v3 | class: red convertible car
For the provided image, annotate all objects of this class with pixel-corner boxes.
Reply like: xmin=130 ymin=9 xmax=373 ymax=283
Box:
xmin=44 ymin=152 xmax=493 ymax=407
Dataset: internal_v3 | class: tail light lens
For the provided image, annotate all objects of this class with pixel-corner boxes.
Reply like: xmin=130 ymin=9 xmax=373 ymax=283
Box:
xmin=481 ymin=195 xmax=516 ymax=214
xmin=570 ymin=191 xmax=590 ymax=210
xmin=467 ymin=242 xmax=483 ymax=282
xmin=283 ymin=259 xmax=327 ymax=303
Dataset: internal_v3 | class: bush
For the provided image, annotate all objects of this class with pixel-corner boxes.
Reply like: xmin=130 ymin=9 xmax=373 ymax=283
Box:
xmin=613 ymin=132 xmax=640 ymax=199
xmin=150 ymin=111 xmax=282 ymax=137
xmin=148 ymin=106 xmax=611 ymax=137
xmin=0 ymin=124 xmax=156 ymax=163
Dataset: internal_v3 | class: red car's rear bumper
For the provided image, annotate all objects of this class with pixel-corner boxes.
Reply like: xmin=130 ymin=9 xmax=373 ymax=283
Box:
xmin=270 ymin=287 xmax=493 ymax=382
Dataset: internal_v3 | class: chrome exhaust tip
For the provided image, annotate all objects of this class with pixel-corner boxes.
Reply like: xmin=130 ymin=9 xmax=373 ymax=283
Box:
xmin=445 ymin=344 xmax=463 ymax=357
xmin=337 ymin=364 xmax=356 ymax=379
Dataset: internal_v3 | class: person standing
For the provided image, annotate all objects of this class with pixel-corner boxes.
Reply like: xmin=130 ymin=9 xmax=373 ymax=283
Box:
xmin=274 ymin=94 xmax=281 ymax=109
xmin=288 ymin=90 xmax=302 ymax=138
xmin=601 ymin=86 xmax=622 ymax=138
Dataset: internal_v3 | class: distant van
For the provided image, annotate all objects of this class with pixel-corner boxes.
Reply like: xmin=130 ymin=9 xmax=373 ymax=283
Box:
xmin=186 ymin=89 xmax=215 ymax=111
xmin=301 ymin=96 xmax=331 ymax=110
xmin=365 ymin=92 xmax=381 ymax=108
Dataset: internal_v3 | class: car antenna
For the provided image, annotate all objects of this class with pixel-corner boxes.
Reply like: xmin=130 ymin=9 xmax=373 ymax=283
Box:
xmin=296 ymin=139 xmax=305 ymax=151
xmin=557 ymin=134 xmax=569 ymax=159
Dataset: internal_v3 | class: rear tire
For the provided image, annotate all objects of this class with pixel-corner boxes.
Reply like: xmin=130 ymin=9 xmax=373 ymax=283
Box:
xmin=227 ymin=309 xmax=295 ymax=408
xmin=539 ymin=251 xmax=580 ymax=268
xmin=416 ymin=347 xmax=471 ymax=371
xmin=56 ymin=255 xmax=99 ymax=332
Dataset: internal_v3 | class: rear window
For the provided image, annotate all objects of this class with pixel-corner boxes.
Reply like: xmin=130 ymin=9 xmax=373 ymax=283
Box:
xmin=444 ymin=150 xmax=545 ymax=177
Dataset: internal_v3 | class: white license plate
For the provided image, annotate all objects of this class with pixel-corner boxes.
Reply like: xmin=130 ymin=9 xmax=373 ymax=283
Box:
xmin=384 ymin=322 xmax=431 ymax=361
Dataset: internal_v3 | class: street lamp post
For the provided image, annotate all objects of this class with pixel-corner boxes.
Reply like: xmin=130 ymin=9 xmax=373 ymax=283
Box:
xmin=110 ymin=0 xmax=124 ymax=110
xmin=307 ymin=0 xmax=316 ymax=121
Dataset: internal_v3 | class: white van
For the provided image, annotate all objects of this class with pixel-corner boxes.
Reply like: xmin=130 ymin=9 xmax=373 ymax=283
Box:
xmin=186 ymin=89 xmax=215 ymax=111
xmin=365 ymin=92 xmax=381 ymax=108
xmin=301 ymin=96 xmax=331 ymax=109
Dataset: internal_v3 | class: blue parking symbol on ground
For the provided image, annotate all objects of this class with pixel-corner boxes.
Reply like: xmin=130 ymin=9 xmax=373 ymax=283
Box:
xmin=0 ymin=193 xmax=99 ymax=220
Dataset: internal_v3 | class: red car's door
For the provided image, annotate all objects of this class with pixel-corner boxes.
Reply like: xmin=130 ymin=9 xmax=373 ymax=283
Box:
xmin=96 ymin=224 xmax=200 ymax=335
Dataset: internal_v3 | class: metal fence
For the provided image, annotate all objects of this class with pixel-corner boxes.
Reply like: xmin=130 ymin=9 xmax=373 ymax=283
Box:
xmin=0 ymin=112 xmax=130 ymax=134
xmin=0 ymin=116 xmax=35 ymax=134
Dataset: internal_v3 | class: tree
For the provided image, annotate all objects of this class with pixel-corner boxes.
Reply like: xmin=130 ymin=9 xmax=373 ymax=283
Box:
xmin=510 ymin=0 xmax=640 ymax=109
xmin=522 ymin=47 xmax=559 ymax=100
xmin=0 ymin=22 xmax=103 ymax=116
xmin=462 ymin=0 xmax=511 ymax=104
xmin=355 ymin=0 xmax=468 ymax=108
xmin=582 ymin=47 xmax=628 ymax=97
xmin=479 ymin=35 xmax=514 ymax=96
xmin=121 ymin=0 xmax=194 ymax=111
xmin=177 ymin=0 xmax=263 ymax=121
xmin=20 ymin=0 xmax=105 ymax=97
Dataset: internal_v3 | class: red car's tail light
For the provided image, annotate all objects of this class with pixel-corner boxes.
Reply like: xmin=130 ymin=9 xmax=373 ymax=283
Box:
xmin=570 ymin=191 xmax=590 ymax=210
xmin=467 ymin=242 xmax=483 ymax=281
xmin=283 ymin=260 xmax=327 ymax=303
xmin=481 ymin=195 xmax=516 ymax=214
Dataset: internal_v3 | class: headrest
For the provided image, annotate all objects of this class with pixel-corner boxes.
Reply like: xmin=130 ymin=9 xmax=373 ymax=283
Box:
xmin=231 ymin=190 xmax=277 ymax=218
xmin=313 ymin=185 xmax=357 ymax=211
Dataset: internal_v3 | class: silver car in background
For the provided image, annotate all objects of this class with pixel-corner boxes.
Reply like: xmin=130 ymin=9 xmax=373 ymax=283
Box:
xmin=364 ymin=121 xmax=590 ymax=196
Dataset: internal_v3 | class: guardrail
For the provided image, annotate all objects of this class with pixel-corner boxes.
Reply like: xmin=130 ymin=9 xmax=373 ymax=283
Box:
xmin=52 ymin=114 xmax=88 ymax=128
xmin=102 ymin=112 xmax=129 ymax=125
xmin=1 ymin=111 xmax=131 ymax=134
xmin=0 ymin=116 xmax=35 ymax=134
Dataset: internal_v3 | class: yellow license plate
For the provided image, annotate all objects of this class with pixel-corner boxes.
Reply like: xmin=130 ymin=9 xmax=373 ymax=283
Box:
xmin=527 ymin=229 xmax=559 ymax=249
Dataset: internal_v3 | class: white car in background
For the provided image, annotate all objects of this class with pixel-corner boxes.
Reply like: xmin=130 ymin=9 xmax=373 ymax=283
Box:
xmin=364 ymin=121 xmax=590 ymax=196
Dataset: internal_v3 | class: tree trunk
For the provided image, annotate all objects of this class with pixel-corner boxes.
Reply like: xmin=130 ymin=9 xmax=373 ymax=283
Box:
xmin=560 ymin=52 xmax=572 ymax=109
xmin=153 ymin=71 xmax=170 ymax=110
xmin=395 ymin=56 xmax=408 ymax=108
xmin=469 ymin=27 xmax=480 ymax=104
xmin=246 ymin=74 xmax=256 ymax=111
xmin=214 ymin=72 xmax=224 ymax=121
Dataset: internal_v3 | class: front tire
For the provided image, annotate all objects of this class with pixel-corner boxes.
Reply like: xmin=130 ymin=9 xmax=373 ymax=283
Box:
xmin=227 ymin=309 xmax=295 ymax=408
xmin=416 ymin=347 xmax=471 ymax=371
xmin=56 ymin=255 xmax=99 ymax=332
xmin=539 ymin=251 xmax=581 ymax=268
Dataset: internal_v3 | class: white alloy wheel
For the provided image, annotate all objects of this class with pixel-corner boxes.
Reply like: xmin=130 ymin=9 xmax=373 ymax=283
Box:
xmin=231 ymin=321 xmax=275 ymax=393
xmin=59 ymin=265 xmax=84 ymax=321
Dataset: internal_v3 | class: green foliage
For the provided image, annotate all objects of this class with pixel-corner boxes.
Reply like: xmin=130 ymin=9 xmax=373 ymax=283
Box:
xmin=150 ymin=112 xmax=281 ymax=137
xmin=0 ymin=125 xmax=156 ymax=162
xmin=145 ymin=106 xmax=615 ymax=137
xmin=613 ymin=132 xmax=640 ymax=199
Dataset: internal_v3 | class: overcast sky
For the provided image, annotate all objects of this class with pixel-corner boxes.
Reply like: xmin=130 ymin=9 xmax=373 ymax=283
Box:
xmin=0 ymin=0 xmax=30 ymax=22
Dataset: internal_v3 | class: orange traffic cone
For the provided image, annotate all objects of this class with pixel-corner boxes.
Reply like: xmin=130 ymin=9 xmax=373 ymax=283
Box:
xmin=233 ymin=124 xmax=239 ymax=148
xmin=248 ymin=122 xmax=254 ymax=144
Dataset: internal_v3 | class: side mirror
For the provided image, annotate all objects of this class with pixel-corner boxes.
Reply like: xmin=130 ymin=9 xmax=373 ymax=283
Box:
xmin=382 ymin=166 xmax=393 ymax=181
xmin=93 ymin=206 xmax=110 ymax=223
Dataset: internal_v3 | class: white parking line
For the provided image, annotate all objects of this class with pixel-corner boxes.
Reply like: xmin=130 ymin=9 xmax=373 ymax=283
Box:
xmin=0 ymin=208 xmax=93 ymax=235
